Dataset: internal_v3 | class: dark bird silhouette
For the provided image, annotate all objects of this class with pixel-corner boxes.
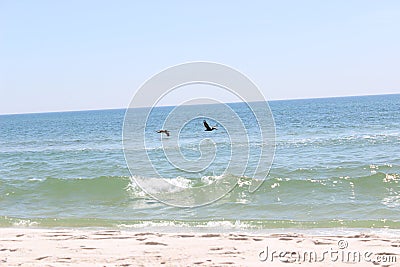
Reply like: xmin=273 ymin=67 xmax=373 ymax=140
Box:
xmin=203 ymin=120 xmax=217 ymax=131
xmin=156 ymin=130 xmax=170 ymax=136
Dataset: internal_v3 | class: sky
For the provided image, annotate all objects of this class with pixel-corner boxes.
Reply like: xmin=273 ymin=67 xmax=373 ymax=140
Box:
xmin=0 ymin=0 xmax=399 ymax=114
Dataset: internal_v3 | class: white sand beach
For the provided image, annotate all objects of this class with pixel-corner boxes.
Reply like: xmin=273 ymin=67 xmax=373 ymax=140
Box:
xmin=0 ymin=228 xmax=399 ymax=266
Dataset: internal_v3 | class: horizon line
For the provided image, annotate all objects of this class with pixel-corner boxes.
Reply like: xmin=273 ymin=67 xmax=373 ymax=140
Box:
xmin=1 ymin=92 xmax=398 ymax=116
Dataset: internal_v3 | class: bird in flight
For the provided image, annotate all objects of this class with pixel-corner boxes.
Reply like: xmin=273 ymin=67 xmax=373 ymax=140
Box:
xmin=156 ymin=129 xmax=170 ymax=136
xmin=203 ymin=120 xmax=217 ymax=131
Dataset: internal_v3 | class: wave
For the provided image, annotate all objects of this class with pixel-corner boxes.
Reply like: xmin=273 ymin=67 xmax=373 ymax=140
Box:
xmin=1 ymin=172 xmax=399 ymax=201
xmin=0 ymin=176 xmax=131 ymax=201
xmin=1 ymin=172 xmax=398 ymax=228
xmin=1 ymin=216 xmax=399 ymax=230
xmin=0 ymin=146 xmax=122 ymax=154
xmin=277 ymin=132 xmax=400 ymax=147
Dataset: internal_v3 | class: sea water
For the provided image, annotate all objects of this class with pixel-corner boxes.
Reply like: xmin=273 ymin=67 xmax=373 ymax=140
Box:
xmin=0 ymin=94 xmax=399 ymax=229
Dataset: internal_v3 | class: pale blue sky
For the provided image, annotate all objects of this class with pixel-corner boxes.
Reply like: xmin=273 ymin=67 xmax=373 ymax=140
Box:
xmin=1 ymin=0 xmax=399 ymax=114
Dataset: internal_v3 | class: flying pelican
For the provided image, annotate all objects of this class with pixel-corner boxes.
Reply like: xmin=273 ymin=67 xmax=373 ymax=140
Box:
xmin=156 ymin=130 xmax=170 ymax=136
xmin=203 ymin=120 xmax=217 ymax=131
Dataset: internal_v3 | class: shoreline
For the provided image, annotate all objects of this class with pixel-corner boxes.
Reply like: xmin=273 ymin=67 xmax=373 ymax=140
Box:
xmin=1 ymin=227 xmax=399 ymax=266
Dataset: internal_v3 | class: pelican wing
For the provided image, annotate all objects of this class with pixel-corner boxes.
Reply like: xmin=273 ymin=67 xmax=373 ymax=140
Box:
xmin=203 ymin=120 xmax=212 ymax=131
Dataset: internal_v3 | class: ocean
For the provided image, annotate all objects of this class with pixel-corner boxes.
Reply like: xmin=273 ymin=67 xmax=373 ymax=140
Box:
xmin=0 ymin=94 xmax=399 ymax=230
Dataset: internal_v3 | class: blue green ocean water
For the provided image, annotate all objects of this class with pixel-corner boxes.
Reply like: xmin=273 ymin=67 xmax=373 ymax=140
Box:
xmin=0 ymin=94 xmax=399 ymax=229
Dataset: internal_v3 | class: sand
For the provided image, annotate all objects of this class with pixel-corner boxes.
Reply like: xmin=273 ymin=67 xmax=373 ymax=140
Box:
xmin=0 ymin=228 xmax=399 ymax=266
